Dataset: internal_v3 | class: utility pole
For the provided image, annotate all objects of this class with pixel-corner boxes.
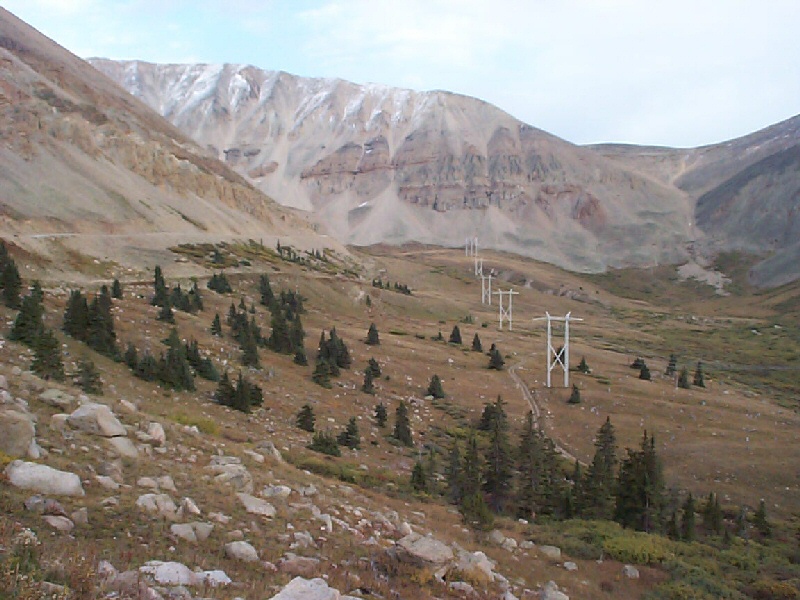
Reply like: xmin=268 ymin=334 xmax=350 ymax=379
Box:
xmin=494 ymin=289 xmax=519 ymax=330
xmin=533 ymin=312 xmax=583 ymax=388
xmin=480 ymin=272 xmax=493 ymax=305
xmin=465 ymin=237 xmax=478 ymax=257
xmin=474 ymin=257 xmax=483 ymax=277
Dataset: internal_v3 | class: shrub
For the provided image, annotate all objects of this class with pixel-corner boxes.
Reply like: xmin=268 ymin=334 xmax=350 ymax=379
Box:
xmin=602 ymin=531 xmax=674 ymax=565
xmin=309 ymin=430 xmax=341 ymax=457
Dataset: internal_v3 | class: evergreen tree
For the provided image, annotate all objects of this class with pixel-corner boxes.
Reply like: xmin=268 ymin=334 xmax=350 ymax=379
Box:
xmin=2 ymin=260 xmax=22 ymax=309
xmin=460 ymin=491 xmax=494 ymax=530
xmin=427 ymin=374 xmax=445 ymax=399
xmin=678 ymin=367 xmax=691 ymax=389
xmin=124 ymin=342 xmax=139 ymax=370
xmin=488 ymin=345 xmax=505 ymax=370
xmin=630 ymin=357 xmax=645 ymax=370
xmin=516 ymin=411 xmax=562 ymax=519
xmin=10 ymin=289 xmax=44 ymax=346
xmin=63 ymin=290 xmax=90 ymax=341
xmin=570 ymin=460 xmax=585 ymax=517
xmin=267 ymin=306 xmax=292 ymax=353
xmin=365 ymin=294 xmax=372 ymax=308
xmin=366 ymin=322 xmax=380 ymax=345
xmin=483 ymin=396 xmax=513 ymax=512
xmin=614 ymin=430 xmax=666 ymax=533
xmin=86 ymin=286 xmax=117 ymax=358
xmin=211 ymin=313 xmax=223 ymax=336
xmin=308 ymin=430 xmax=341 ymax=456
xmin=159 ymin=331 xmax=195 ymax=392
xmin=583 ymin=417 xmax=618 ymax=520
xmin=478 ymin=402 xmax=498 ymax=431
xmin=31 ymin=328 xmax=65 ymax=381
xmin=230 ymin=372 xmax=252 ymax=413
xmin=374 ymin=403 xmax=388 ymax=427
xmin=754 ymin=499 xmax=771 ymax=537
xmin=362 ymin=369 xmax=375 ymax=394
xmin=462 ymin=433 xmax=482 ymax=500
xmin=188 ymin=282 xmax=203 ymax=312
xmin=240 ymin=328 xmax=260 ymax=368
xmin=446 ymin=440 xmax=463 ymax=504
xmin=693 ymin=361 xmax=706 ymax=387
xmin=152 ymin=265 xmax=168 ymax=307
xmin=639 ymin=362 xmax=651 ymax=381
xmin=329 ymin=328 xmax=351 ymax=369
xmin=681 ymin=493 xmax=696 ymax=542
xmin=259 ymin=274 xmax=274 ymax=307
xmin=111 ymin=278 xmax=123 ymax=299
xmin=157 ymin=299 xmax=175 ymax=323
xmin=411 ymin=461 xmax=428 ymax=493
xmin=667 ymin=510 xmax=680 ymax=540
xmin=312 ymin=356 xmax=332 ymax=388
xmin=471 ymin=333 xmax=482 ymax=352
xmin=665 ymin=353 xmax=677 ymax=377
xmin=76 ymin=359 xmax=103 ymax=395
xmin=567 ymin=384 xmax=581 ymax=404
xmin=449 ymin=324 xmax=462 ymax=345
xmin=293 ymin=347 xmax=308 ymax=366
xmin=296 ymin=404 xmax=316 ymax=432
xmin=366 ymin=357 xmax=381 ymax=378
xmin=135 ymin=352 xmax=159 ymax=382
xmin=289 ymin=313 xmax=305 ymax=353
xmin=702 ymin=492 xmax=723 ymax=535
xmin=577 ymin=356 xmax=591 ymax=374
xmin=337 ymin=417 xmax=360 ymax=449
xmin=393 ymin=401 xmax=413 ymax=446
xmin=215 ymin=371 xmax=235 ymax=407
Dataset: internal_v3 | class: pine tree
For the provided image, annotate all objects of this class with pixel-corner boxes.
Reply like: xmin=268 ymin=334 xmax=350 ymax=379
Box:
xmin=157 ymin=299 xmax=175 ymax=323
xmin=366 ymin=322 xmax=380 ymax=345
xmin=614 ymin=430 xmax=665 ymax=533
xmin=312 ymin=356 xmax=332 ymax=388
xmin=111 ymin=278 xmax=123 ymax=299
xmin=10 ymin=290 xmax=44 ymax=346
xmin=211 ymin=313 xmax=223 ymax=336
xmin=230 ymin=372 xmax=252 ymax=413
xmin=259 ymin=274 xmax=274 ymax=307
xmin=76 ymin=359 xmax=103 ymax=395
xmin=702 ymin=492 xmax=723 ymax=535
xmin=159 ymin=330 xmax=195 ymax=392
xmin=449 ymin=324 xmax=462 ymax=344
xmin=583 ymin=416 xmax=618 ymax=520
xmin=515 ymin=411 xmax=562 ymax=519
xmin=293 ymin=347 xmax=308 ymax=366
xmin=86 ymin=286 xmax=117 ymax=358
xmin=462 ymin=433 xmax=482 ymax=500
xmin=754 ymin=499 xmax=771 ymax=537
xmin=570 ymin=460 xmax=585 ymax=517
xmin=678 ymin=367 xmax=691 ymax=389
xmin=471 ymin=333 xmax=482 ymax=352
xmin=296 ymin=404 xmax=316 ymax=432
xmin=488 ymin=345 xmax=505 ymax=370
xmin=681 ymin=493 xmax=696 ymax=542
xmin=411 ymin=461 xmax=428 ymax=493
xmin=2 ymin=260 xmax=22 ymax=309
xmin=639 ymin=362 xmax=651 ymax=381
xmin=152 ymin=265 xmax=168 ymax=307
xmin=667 ymin=511 xmax=680 ymax=540
xmin=365 ymin=294 xmax=372 ymax=308
xmin=567 ymin=384 xmax=581 ymax=404
xmin=32 ymin=328 xmax=65 ymax=381
xmin=427 ymin=374 xmax=445 ymax=399
xmin=308 ymin=430 xmax=341 ymax=456
xmin=362 ymin=369 xmax=375 ymax=394
xmin=665 ymin=353 xmax=677 ymax=377
xmin=135 ymin=352 xmax=159 ymax=382
xmin=215 ymin=371 xmax=235 ymax=407
xmin=63 ymin=290 xmax=90 ymax=341
xmin=367 ymin=357 xmax=381 ymax=378
xmin=446 ymin=440 xmax=463 ymax=504
xmin=289 ymin=313 xmax=305 ymax=353
xmin=124 ymin=342 xmax=139 ymax=370
xmin=240 ymin=328 xmax=260 ymax=368
xmin=693 ymin=361 xmax=706 ymax=387
xmin=337 ymin=417 xmax=360 ymax=449
xmin=375 ymin=402 xmax=389 ymax=428
xmin=483 ymin=396 xmax=513 ymax=512
xmin=577 ymin=356 xmax=591 ymax=373
xmin=478 ymin=402 xmax=498 ymax=431
xmin=393 ymin=401 xmax=413 ymax=446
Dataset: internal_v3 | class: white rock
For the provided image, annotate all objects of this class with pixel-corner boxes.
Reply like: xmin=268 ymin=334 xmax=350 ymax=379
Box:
xmin=262 ymin=484 xmax=292 ymax=499
xmin=0 ymin=374 xmax=7 ymax=389
xmin=398 ymin=521 xmax=413 ymax=536
xmin=107 ymin=436 xmax=139 ymax=459
xmin=96 ymin=475 xmax=120 ymax=491
xmin=5 ymin=460 xmax=84 ymax=496
xmin=541 ymin=581 xmax=569 ymax=600
xmin=319 ymin=513 xmax=333 ymax=532
xmin=564 ymin=561 xmax=578 ymax=571
xmin=501 ymin=536 xmax=518 ymax=552
xmin=67 ymin=403 xmax=126 ymax=437
xmin=488 ymin=529 xmax=506 ymax=545
xmin=224 ymin=540 xmax=259 ymax=562
xmin=43 ymin=515 xmax=74 ymax=532
xmin=395 ymin=533 xmax=454 ymax=568
xmin=118 ymin=398 xmax=138 ymax=413
xmin=136 ymin=493 xmax=177 ymax=519
xmin=178 ymin=496 xmax=201 ymax=517
xmin=196 ymin=569 xmax=231 ymax=587
xmin=267 ymin=576 xmax=339 ymax=600
xmin=622 ymin=564 xmax=640 ymax=579
xmin=539 ymin=545 xmax=562 ymax=560
xmin=520 ymin=540 xmax=535 ymax=549
xmin=157 ymin=475 xmax=177 ymax=492
xmin=244 ymin=449 xmax=265 ymax=463
xmin=71 ymin=507 xmax=89 ymax=525
xmin=193 ymin=522 xmax=214 ymax=541
xmin=50 ymin=414 xmax=69 ymax=431
xmin=147 ymin=422 xmax=166 ymax=445
xmin=171 ymin=523 xmax=197 ymax=543
xmin=255 ymin=440 xmax=284 ymax=462
xmin=0 ymin=409 xmax=35 ymax=457
xmin=39 ymin=389 xmax=75 ymax=409
xmin=237 ymin=492 xmax=276 ymax=517
xmin=137 ymin=477 xmax=159 ymax=489
xmin=454 ymin=549 xmax=495 ymax=585
xmin=449 ymin=581 xmax=475 ymax=594
xmin=139 ymin=561 xmax=196 ymax=586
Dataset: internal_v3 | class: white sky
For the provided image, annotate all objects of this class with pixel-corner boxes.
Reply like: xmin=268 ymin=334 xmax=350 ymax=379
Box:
xmin=4 ymin=0 xmax=800 ymax=147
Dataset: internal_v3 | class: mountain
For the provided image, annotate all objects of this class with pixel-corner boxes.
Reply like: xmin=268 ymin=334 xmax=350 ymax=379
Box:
xmin=89 ymin=60 xmax=697 ymax=274
xmin=592 ymin=115 xmax=800 ymax=287
xmin=0 ymin=8 xmax=322 ymax=278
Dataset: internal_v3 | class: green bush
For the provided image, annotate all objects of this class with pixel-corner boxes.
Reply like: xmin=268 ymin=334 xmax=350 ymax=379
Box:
xmin=602 ymin=531 xmax=674 ymax=565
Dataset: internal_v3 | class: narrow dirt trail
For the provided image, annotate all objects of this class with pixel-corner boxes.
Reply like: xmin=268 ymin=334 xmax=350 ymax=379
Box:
xmin=508 ymin=360 xmax=582 ymax=465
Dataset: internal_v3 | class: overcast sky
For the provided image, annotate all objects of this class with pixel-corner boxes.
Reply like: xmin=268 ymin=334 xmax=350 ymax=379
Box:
xmin=5 ymin=0 xmax=800 ymax=148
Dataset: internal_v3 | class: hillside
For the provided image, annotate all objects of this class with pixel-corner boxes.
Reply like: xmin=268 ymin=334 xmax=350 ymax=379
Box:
xmin=0 ymin=8 xmax=330 ymax=283
xmin=88 ymin=59 xmax=695 ymax=275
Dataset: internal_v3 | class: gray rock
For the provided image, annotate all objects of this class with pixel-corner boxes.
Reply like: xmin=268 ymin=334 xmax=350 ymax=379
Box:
xmin=195 ymin=569 xmax=231 ymax=587
xmin=449 ymin=581 xmax=475 ymax=595
xmin=454 ymin=549 xmax=495 ymax=585
xmin=0 ymin=374 xmax=7 ymax=389
xmin=193 ymin=521 xmax=214 ymax=541
xmin=262 ymin=484 xmax=292 ymax=499
xmin=5 ymin=460 xmax=84 ymax=496
xmin=237 ymin=492 xmax=276 ymax=517
xmin=255 ymin=440 xmax=284 ymax=462
xmin=157 ymin=475 xmax=177 ymax=492
xmin=137 ymin=476 xmax=159 ymax=489
xmin=147 ymin=422 xmax=166 ymax=445
xmin=207 ymin=456 xmax=253 ymax=493
xmin=71 ymin=507 xmax=89 ymax=525
xmin=520 ymin=540 xmax=535 ymax=549
xmin=24 ymin=495 xmax=67 ymax=515
xmin=277 ymin=554 xmax=321 ymax=578
xmin=563 ymin=561 xmax=578 ymax=571
xmin=171 ymin=523 xmax=198 ymax=543
xmin=267 ymin=576 xmax=339 ymax=600
xmin=43 ymin=515 xmax=74 ymax=532
xmin=139 ymin=561 xmax=196 ymax=586
xmin=224 ymin=540 xmax=259 ymax=562
xmin=501 ymin=536 xmax=518 ymax=552
xmin=622 ymin=564 xmax=640 ymax=579
xmin=95 ymin=475 xmax=120 ymax=491
xmin=97 ymin=460 xmax=123 ymax=483
xmin=39 ymin=389 xmax=75 ymax=409
xmin=0 ymin=409 xmax=35 ymax=457
xmin=488 ymin=529 xmax=506 ymax=545
xmin=395 ymin=533 xmax=454 ymax=568
xmin=541 ymin=581 xmax=569 ymax=600
xmin=398 ymin=521 xmax=413 ymax=536
xmin=178 ymin=496 xmax=201 ymax=518
xmin=107 ymin=436 xmax=139 ymax=459
xmin=136 ymin=493 xmax=177 ymax=519
xmin=539 ymin=545 xmax=562 ymax=560
xmin=49 ymin=414 xmax=69 ymax=431
xmin=67 ymin=403 xmax=126 ymax=437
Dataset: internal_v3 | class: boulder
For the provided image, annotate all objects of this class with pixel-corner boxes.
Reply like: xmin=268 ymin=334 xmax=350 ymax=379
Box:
xmin=395 ymin=533 xmax=454 ymax=568
xmin=539 ymin=545 xmax=562 ymax=560
xmin=95 ymin=475 xmax=120 ymax=491
xmin=622 ymin=564 xmax=640 ymax=579
xmin=488 ymin=529 xmax=506 ymax=545
xmin=564 ymin=561 xmax=578 ymax=571
xmin=224 ymin=540 xmax=259 ymax=562
xmin=71 ymin=507 xmax=89 ymax=525
xmin=147 ymin=422 xmax=166 ymax=445
xmin=454 ymin=549 xmax=495 ymax=585
xmin=135 ymin=493 xmax=177 ymax=519
xmin=262 ymin=484 xmax=292 ymax=499
xmin=192 ymin=521 xmax=214 ymax=541
xmin=5 ymin=460 xmax=84 ymax=496
xmin=277 ymin=554 xmax=321 ymax=578
xmin=268 ymin=576 xmax=339 ymax=600
xmin=449 ymin=581 xmax=475 ymax=595
xmin=49 ymin=414 xmax=69 ymax=431
xmin=501 ymin=537 xmax=518 ymax=552
xmin=255 ymin=440 xmax=284 ymax=462
xmin=196 ymin=569 xmax=231 ymax=587
xmin=177 ymin=496 xmax=201 ymax=518
xmin=107 ymin=436 xmax=139 ymax=459
xmin=39 ymin=389 xmax=75 ymax=410
xmin=541 ymin=581 xmax=569 ymax=600
xmin=237 ymin=492 xmax=276 ymax=517
xmin=67 ymin=403 xmax=126 ymax=437
xmin=0 ymin=409 xmax=36 ymax=457
xmin=43 ymin=515 xmax=74 ymax=532
xmin=170 ymin=523 xmax=198 ymax=543
xmin=207 ymin=456 xmax=253 ymax=493
xmin=24 ymin=495 xmax=67 ymax=516
xmin=157 ymin=475 xmax=177 ymax=492
xmin=139 ymin=561 xmax=196 ymax=586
